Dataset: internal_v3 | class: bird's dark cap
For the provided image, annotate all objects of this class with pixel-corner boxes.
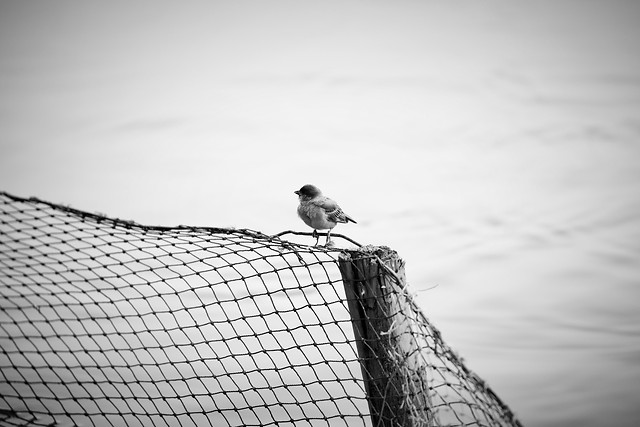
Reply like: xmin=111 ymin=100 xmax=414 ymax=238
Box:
xmin=295 ymin=184 xmax=321 ymax=197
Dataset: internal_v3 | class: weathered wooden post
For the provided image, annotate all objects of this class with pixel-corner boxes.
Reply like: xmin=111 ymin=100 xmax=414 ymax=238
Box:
xmin=338 ymin=245 xmax=433 ymax=427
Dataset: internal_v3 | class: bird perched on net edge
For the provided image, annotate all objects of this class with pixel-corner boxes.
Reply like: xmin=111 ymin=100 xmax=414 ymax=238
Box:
xmin=295 ymin=184 xmax=357 ymax=246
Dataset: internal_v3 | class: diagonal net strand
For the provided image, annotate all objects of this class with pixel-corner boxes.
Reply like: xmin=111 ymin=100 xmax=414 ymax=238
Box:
xmin=0 ymin=191 xmax=521 ymax=427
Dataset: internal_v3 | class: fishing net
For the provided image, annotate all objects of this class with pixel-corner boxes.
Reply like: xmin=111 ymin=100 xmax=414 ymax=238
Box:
xmin=0 ymin=191 xmax=521 ymax=427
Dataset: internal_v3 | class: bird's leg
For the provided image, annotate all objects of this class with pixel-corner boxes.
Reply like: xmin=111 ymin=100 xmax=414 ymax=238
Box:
xmin=325 ymin=229 xmax=333 ymax=247
xmin=312 ymin=229 xmax=320 ymax=246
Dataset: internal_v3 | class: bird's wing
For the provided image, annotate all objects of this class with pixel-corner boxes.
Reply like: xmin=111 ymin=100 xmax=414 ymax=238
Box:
xmin=312 ymin=197 xmax=350 ymax=223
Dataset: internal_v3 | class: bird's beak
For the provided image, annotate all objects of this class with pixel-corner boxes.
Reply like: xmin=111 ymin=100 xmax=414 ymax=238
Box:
xmin=294 ymin=190 xmax=300 ymax=195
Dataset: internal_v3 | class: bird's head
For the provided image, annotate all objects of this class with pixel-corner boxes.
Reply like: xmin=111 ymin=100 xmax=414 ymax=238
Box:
xmin=294 ymin=184 xmax=322 ymax=200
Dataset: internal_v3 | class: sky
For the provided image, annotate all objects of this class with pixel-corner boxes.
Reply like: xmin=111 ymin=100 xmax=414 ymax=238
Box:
xmin=2 ymin=0 xmax=638 ymax=230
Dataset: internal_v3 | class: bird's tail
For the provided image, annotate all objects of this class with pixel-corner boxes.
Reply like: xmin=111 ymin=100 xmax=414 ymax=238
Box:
xmin=346 ymin=215 xmax=357 ymax=224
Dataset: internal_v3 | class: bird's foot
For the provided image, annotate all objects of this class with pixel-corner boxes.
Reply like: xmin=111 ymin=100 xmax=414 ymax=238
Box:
xmin=312 ymin=230 xmax=320 ymax=246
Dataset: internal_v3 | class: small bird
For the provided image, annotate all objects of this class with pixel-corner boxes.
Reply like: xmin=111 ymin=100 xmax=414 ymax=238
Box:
xmin=294 ymin=184 xmax=356 ymax=246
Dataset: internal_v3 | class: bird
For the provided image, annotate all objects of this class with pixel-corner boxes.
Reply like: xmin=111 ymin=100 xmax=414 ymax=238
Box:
xmin=294 ymin=184 xmax=356 ymax=246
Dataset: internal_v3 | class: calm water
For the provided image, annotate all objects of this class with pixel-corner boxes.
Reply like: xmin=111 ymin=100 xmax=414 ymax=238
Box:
xmin=1 ymin=1 xmax=640 ymax=425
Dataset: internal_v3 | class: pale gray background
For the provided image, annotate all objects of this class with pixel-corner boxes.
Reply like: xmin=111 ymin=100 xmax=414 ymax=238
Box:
xmin=2 ymin=1 xmax=640 ymax=426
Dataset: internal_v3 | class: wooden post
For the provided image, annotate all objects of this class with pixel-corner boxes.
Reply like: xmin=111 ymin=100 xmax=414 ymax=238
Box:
xmin=338 ymin=246 xmax=433 ymax=427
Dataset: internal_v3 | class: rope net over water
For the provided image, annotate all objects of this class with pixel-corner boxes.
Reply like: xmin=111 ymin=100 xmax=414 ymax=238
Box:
xmin=0 ymin=191 xmax=521 ymax=427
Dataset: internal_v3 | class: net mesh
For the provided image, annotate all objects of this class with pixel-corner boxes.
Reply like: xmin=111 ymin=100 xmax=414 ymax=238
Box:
xmin=0 ymin=191 xmax=521 ymax=427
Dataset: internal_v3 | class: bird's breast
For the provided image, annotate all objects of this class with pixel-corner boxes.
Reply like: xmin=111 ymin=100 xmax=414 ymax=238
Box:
xmin=298 ymin=203 xmax=336 ymax=230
